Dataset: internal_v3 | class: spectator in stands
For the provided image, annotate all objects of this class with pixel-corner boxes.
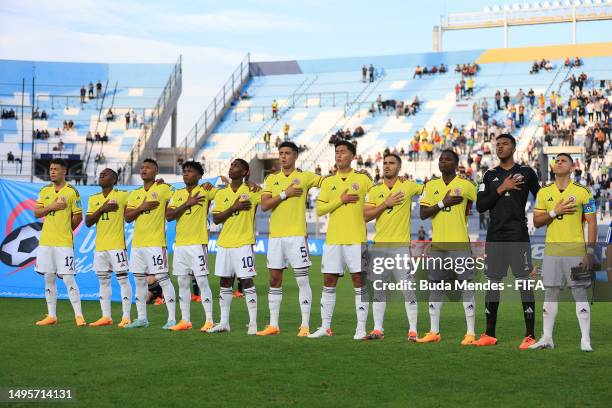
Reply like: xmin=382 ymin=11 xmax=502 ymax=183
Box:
xmin=544 ymin=60 xmax=553 ymax=71
xmin=125 ymin=110 xmax=131 ymax=130
xmin=7 ymin=151 xmax=14 ymax=163
xmin=530 ymin=60 xmax=539 ymax=74
xmin=86 ymin=131 xmax=94 ymax=143
xmin=96 ymin=81 xmax=102 ymax=98
xmin=369 ymin=64 xmax=374 ymax=82
xmin=54 ymin=128 xmax=61 ymax=137
xmin=40 ymin=110 xmax=47 ymax=120
xmin=95 ymin=152 xmax=106 ymax=164
xmin=94 ymin=131 xmax=101 ymax=142
xmin=439 ymin=64 xmax=447 ymax=74
xmin=106 ymin=109 xmax=114 ymax=122
xmin=88 ymin=82 xmax=94 ymax=99
xmin=263 ymin=130 xmax=271 ymax=150
xmin=362 ymin=65 xmax=367 ymax=82
xmin=565 ymin=57 xmax=571 ymax=67
xmin=455 ymin=83 xmax=460 ymax=101
xmin=414 ymin=65 xmax=422 ymax=79
xmin=102 ymin=133 xmax=109 ymax=144
xmin=68 ymin=120 xmax=74 ymax=130
xmin=315 ymin=164 xmax=322 ymax=176
xmin=459 ymin=78 xmax=466 ymax=97
xmin=364 ymin=155 xmax=373 ymax=168
xmin=283 ymin=123 xmax=290 ymax=140
xmin=32 ymin=108 xmax=40 ymax=120
xmin=80 ymin=86 xmax=86 ymax=103
xmin=271 ymin=99 xmax=278 ymax=119
xmin=53 ymin=139 xmax=64 ymax=151
xmin=274 ymin=135 xmax=282 ymax=148
xmin=132 ymin=111 xmax=138 ymax=128
xmin=466 ymin=77 xmax=474 ymax=98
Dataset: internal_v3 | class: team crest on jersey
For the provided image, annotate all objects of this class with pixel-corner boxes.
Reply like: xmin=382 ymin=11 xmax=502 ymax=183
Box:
xmin=292 ymin=178 xmax=300 ymax=185
xmin=453 ymin=188 xmax=462 ymax=196
xmin=240 ymin=193 xmax=249 ymax=200
xmin=151 ymin=192 xmax=158 ymax=199
xmin=351 ymin=183 xmax=359 ymax=191
xmin=567 ymin=195 xmax=576 ymax=203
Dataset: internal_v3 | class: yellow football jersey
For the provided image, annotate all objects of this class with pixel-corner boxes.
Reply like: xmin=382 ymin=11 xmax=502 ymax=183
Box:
xmin=87 ymin=189 xmax=129 ymax=251
xmin=419 ymin=176 xmax=477 ymax=243
xmin=212 ymin=184 xmax=262 ymax=248
xmin=169 ymin=185 xmax=218 ymax=246
xmin=534 ymin=181 xmax=595 ymax=256
xmin=263 ymin=170 xmax=322 ymax=238
xmin=317 ymin=170 xmax=373 ymax=245
xmin=365 ymin=179 xmax=424 ymax=243
xmin=36 ymin=183 xmax=82 ymax=247
xmin=127 ymin=183 xmax=173 ymax=248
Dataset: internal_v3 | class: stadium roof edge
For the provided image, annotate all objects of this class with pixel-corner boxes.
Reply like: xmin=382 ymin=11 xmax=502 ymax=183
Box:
xmin=476 ymin=41 xmax=612 ymax=63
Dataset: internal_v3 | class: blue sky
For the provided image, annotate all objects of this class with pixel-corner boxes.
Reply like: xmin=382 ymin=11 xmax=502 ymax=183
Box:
xmin=1 ymin=0 xmax=609 ymax=144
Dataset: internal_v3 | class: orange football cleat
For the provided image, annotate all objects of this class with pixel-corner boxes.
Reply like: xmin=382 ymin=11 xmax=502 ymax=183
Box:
xmin=256 ymin=325 xmax=280 ymax=336
xmin=75 ymin=316 xmax=87 ymax=327
xmin=169 ymin=320 xmax=193 ymax=331
xmin=89 ymin=316 xmax=113 ymax=327
xmin=472 ymin=333 xmax=498 ymax=346
xmin=416 ymin=332 xmax=441 ymax=343
xmin=35 ymin=315 xmax=57 ymax=326
xmin=519 ymin=335 xmax=536 ymax=349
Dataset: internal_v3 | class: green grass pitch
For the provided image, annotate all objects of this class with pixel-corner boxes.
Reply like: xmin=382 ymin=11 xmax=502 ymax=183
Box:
xmin=1 ymin=254 xmax=611 ymax=407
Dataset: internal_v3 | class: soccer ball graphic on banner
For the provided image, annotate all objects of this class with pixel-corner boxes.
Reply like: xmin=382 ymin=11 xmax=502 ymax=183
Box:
xmin=0 ymin=222 xmax=43 ymax=267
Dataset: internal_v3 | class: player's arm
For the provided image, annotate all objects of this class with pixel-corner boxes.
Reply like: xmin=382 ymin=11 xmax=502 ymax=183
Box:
xmin=420 ymin=191 xmax=462 ymax=220
xmin=85 ymin=200 xmax=118 ymax=227
xmin=533 ymin=198 xmax=576 ymax=227
xmin=125 ymin=199 xmax=159 ymax=223
xmin=212 ymin=198 xmax=250 ymax=224
xmin=363 ymin=191 xmax=405 ymax=222
xmin=527 ymin=168 xmax=541 ymax=198
xmin=166 ymin=193 xmax=204 ymax=221
xmin=582 ymin=212 xmax=597 ymax=270
xmin=71 ymin=212 xmax=83 ymax=230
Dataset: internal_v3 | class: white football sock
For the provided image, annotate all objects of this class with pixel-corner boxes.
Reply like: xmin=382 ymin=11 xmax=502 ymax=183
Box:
xmin=219 ymin=287 xmax=233 ymax=325
xmin=462 ymin=289 xmax=476 ymax=335
xmin=543 ymin=287 xmax=560 ymax=339
xmin=116 ymin=272 xmax=132 ymax=319
xmin=572 ymin=287 xmax=591 ymax=342
xmin=155 ymin=273 xmax=176 ymax=322
xmin=96 ymin=271 xmax=112 ymax=318
xmin=244 ymin=285 xmax=258 ymax=326
xmin=404 ymin=289 xmax=418 ymax=333
xmin=134 ymin=274 xmax=147 ymax=321
xmin=178 ymin=275 xmax=191 ymax=322
xmin=354 ymin=286 xmax=369 ymax=333
xmin=194 ymin=275 xmax=213 ymax=322
xmin=44 ymin=272 xmax=57 ymax=318
xmin=321 ymin=286 xmax=336 ymax=330
xmin=268 ymin=287 xmax=282 ymax=327
xmin=372 ymin=290 xmax=386 ymax=332
xmin=429 ymin=290 xmax=444 ymax=333
xmin=62 ymin=274 xmax=83 ymax=317
xmin=295 ymin=268 xmax=312 ymax=327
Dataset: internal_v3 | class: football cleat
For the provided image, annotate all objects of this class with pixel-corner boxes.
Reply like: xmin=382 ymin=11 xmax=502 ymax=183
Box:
xmin=35 ymin=315 xmax=57 ymax=326
xmin=232 ymin=290 xmax=244 ymax=299
xmin=363 ymin=329 xmax=384 ymax=340
xmin=580 ymin=338 xmax=593 ymax=352
xmin=519 ymin=335 xmax=536 ymax=349
xmin=75 ymin=315 xmax=87 ymax=327
xmin=207 ymin=323 xmax=231 ymax=333
xmin=407 ymin=331 xmax=418 ymax=342
xmin=461 ymin=333 xmax=476 ymax=346
xmin=162 ymin=320 xmax=176 ymax=330
xmin=154 ymin=297 xmax=165 ymax=306
xmin=529 ymin=336 xmax=554 ymax=350
xmin=200 ymin=321 xmax=214 ymax=332
xmin=124 ymin=318 xmax=150 ymax=329
xmin=297 ymin=326 xmax=310 ymax=337
xmin=256 ymin=325 xmax=280 ymax=336
xmin=307 ymin=327 xmax=333 ymax=338
xmin=169 ymin=320 xmax=192 ymax=331
xmin=416 ymin=332 xmax=441 ymax=343
xmin=191 ymin=294 xmax=201 ymax=303
xmin=472 ymin=333 xmax=498 ymax=347
xmin=118 ymin=317 xmax=131 ymax=328
xmin=89 ymin=316 xmax=113 ymax=327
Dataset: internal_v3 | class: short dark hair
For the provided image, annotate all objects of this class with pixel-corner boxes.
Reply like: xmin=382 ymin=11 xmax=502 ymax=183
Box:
xmin=496 ymin=133 xmax=516 ymax=147
xmin=234 ymin=158 xmax=249 ymax=172
xmin=182 ymin=160 xmax=204 ymax=176
xmin=104 ymin=168 xmax=118 ymax=184
xmin=383 ymin=153 xmax=402 ymax=166
xmin=334 ymin=140 xmax=356 ymax=156
xmin=50 ymin=158 xmax=68 ymax=168
xmin=556 ymin=153 xmax=573 ymax=163
xmin=143 ymin=158 xmax=158 ymax=168
xmin=278 ymin=141 xmax=299 ymax=154
xmin=440 ymin=149 xmax=459 ymax=164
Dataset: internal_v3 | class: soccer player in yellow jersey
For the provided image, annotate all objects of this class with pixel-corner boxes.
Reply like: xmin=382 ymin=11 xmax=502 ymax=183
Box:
xmin=209 ymin=159 xmax=262 ymax=334
xmin=363 ymin=153 xmax=423 ymax=341
xmin=417 ymin=150 xmax=478 ymax=345
xmin=165 ymin=161 xmax=216 ymax=332
xmin=309 ymin=141 xmax=373 ymax=339
xmin=85 ymin=168 xmax=132 ymax=328
xmin=257 ymin=141 xmax=323 ymax=337
xmin=530 ymin=153 xmax=596 ymax=352
xmin=124 ymin=158 xmax=176 ymax=329
xmin=34 ymin=159 xmax=85 ymax=327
